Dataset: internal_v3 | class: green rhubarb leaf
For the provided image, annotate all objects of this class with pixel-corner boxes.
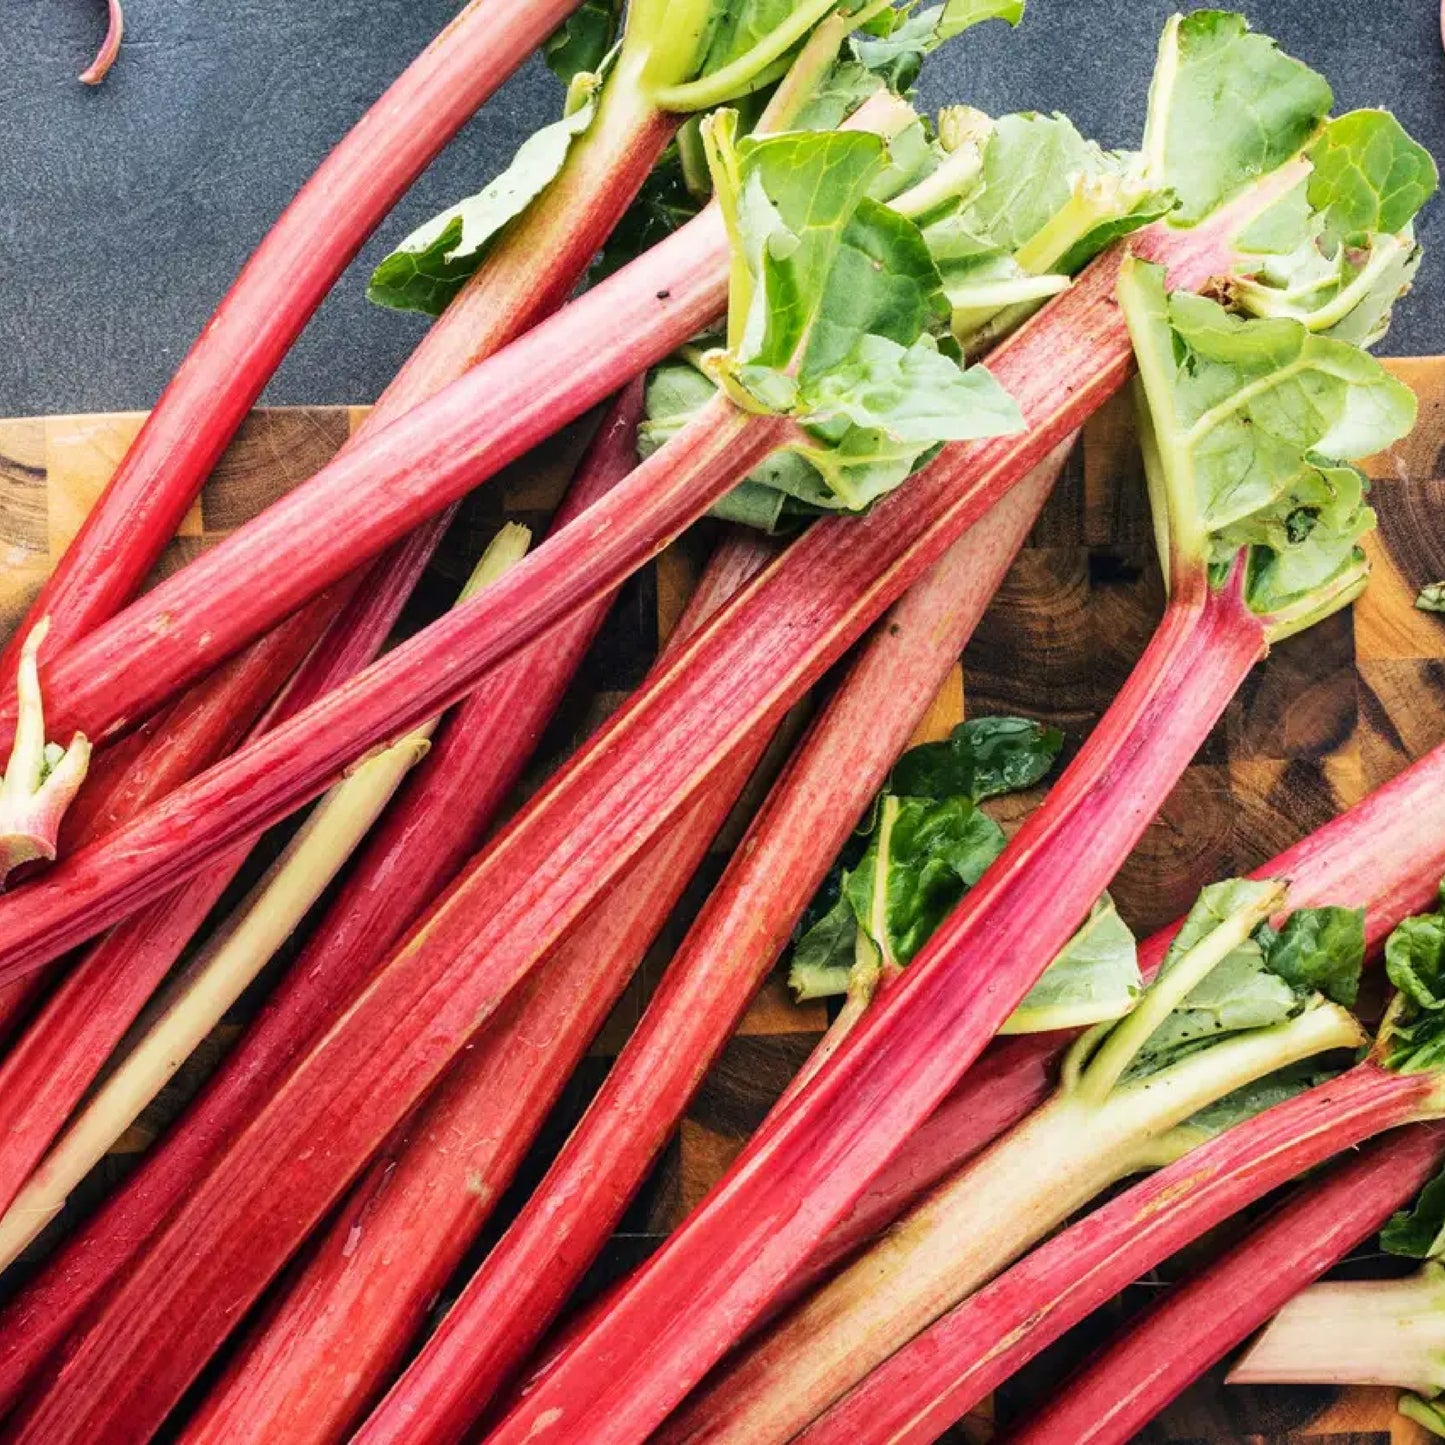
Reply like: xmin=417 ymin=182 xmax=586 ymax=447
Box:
xmin=1002 ymin=896 xmax=1141 ymax=1035
xmin=1383 ymin=1164 xmax=1445 ymax=1260
xmin=1141 ymin=10 xmax=1334 ymax=227
xmin=1176 ymin=1060 xmax=1341 ymax=1140
xmin=850 ymin=0 xmax=1025 ymax=93
xmin=1258 ymin=905 xmax=1364 ymax=1008
xmin=924 ymin=112 xmax=1170 ymax=350
xmin=1232 ymin=112 xmax=1436 ymax=347
xmin=1419 ymin=584 xmax=1445 ymax=615
xmin=707 ymin=117 xmax=1022 ymax=511
xmin=788 ymin=893 xmax=859 ymax=1000
xmin=844 ymin=794 xmax=1005 ymax=967
xmin=1306 ymin=110 xmax=1438 ymax=248
xmin=787 ymin=715 xmax=1060 ymax=997
xmin=1125 ymin=883 xmax=1355 ymax=1078
xmin=544 ymin=0 xmax=622 ymax=84
xmin=368 ymin=98 xmax=599 ymax=316
xmin=1122 ymin=258 xmax=1416 ymax=628
xmin=958 ymin=113 xmax=1133 ymax=258
xmin=1379 ymin=892 xmax=1445 ymax=1075
xmin=889 ymin=716 xmax=1062 ymax=802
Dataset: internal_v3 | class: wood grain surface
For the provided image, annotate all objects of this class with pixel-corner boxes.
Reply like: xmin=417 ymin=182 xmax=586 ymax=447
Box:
xmin=3 ymin=366 xmax=1444 ymax=1442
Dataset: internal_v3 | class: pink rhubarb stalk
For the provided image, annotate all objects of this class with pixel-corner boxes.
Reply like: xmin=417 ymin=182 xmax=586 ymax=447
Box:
xmin=481 ymin=570 xmax=1267 ymax=1444
xmin=794 ymin=1067 xmax=1445 ymax=1445
xmin=181 ymin=530 xmax=778 ymax=1445
xmin=820 ymin=739 xmax=1445 ymax=1273
xmin=5 ymin=0 xmax=582 ymax=684
xmin=0 ymin=213 xmax=1255 ymax=1444
xmin=0 ymin=60 xmax=685 ymax=1201
xmin=349 ymin=445 xmax=1068 ymax=1445
xmin=0 ymin=191 xmax=1244 ymax=981
xmin=0 ymin=204 xmax=730 ymax=752
xmin=0 ymin=388 xmax=652 ymax=1418
xmin=1001 ymin=1122 xmax=1445 ymax=1445
xmin=0 ymin=91 xmax=910 ymax=759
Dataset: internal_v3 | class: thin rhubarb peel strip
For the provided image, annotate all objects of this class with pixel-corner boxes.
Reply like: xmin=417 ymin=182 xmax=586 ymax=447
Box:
xmin=77 ymin=0 xmax=124 ymax=85
xmin=794 ymin=1066 xmax=1445 ymax=1445
xmin=349 ymin=448 xmax=1070 ymax=1445
xmin=4 ymin=0 xmax=584 ymax=685
xmin=0 ymin=210 xmax=1261 ymax=1443
xmin=1001 ymin=1123 xmax=1445 ymax=1445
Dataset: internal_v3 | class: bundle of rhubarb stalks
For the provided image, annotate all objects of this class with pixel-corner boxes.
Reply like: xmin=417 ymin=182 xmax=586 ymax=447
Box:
xmin=2 ymin=2 xmax=1444 ymax=1441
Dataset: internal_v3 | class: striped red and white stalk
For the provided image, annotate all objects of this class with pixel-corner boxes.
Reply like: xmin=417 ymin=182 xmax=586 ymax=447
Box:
xmin=0 ymin=17 xmax=700 ymax=1206
xmin=180 ymin=529 xmax=780 ymax=1445
xmin=1001 ymin=1122 xmax=1445 ymax=1445
xmin=658 ymin=876 xmax=1369 ymax=1442
xmin=794 ymin=1066 xmax=1445 ymax=1445
xmin=0 ymin=526 xmax=532 ymax=1266
xmin=0 ymin=198 xmax=1275 ymax=1444
xmin=0 ymin=387 xmax=653 ymax=1418
xmin=809 ymin=739 xmax=1445 ymax=1282
xmin=0 ymin=89 xmax=915 ymax=762
xmin=348 ymin=445 xmax=1069 ymax=1445
xmin=4 ymin=0 xmax=582 ymax=685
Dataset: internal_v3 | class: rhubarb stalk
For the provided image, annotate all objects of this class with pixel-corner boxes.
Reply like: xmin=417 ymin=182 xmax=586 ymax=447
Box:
xmin=4 ymin=0 xmax=584 ymax=684
xmin=0 ymin=77 xmax=926 ymax=754
xmin=4 ymin=26 xmax=1412 ymax=1439
xmin=0 ymin=526 xmax=529 ymax=1265
xmin=795 ymin=913 xmax=1445 ymax=1445
xmin=484 ymin=31 xmax=1429 ymax=1434
xmin=180 ymin=528 xmax=780 ymax=1445
xmin=348 ymin=446 xmax=1068 ymax=1445
xmin=999 ymin=1124 xmax=1445 ymax=1445
xmin=0 ymin=386 xmax=652 ymax=1417
xmin=0 ymin=106 xmax=1023 ymax=978
xmin=661 ymin=878 xmax=1368 ymax=1443
xmin=0 ymin=0 xmax=738 ymax=1179
xmin=822 ymin=739 xmax=1445 ymax=1276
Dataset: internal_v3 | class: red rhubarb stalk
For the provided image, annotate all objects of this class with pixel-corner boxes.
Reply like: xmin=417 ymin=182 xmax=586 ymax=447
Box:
xmin=0 ymin=388 xmax=652 ymax=1417
xmin=480 ymin=580 xmax=1266 ymax=1444
xmin=0 ymin=91 xmax=912 ymax=759
xmin=181 ymin=529 xmax=779 ymax=1445
xmin=0 ymin=181 xmax=1250 ymax=982
xmin=1000 ymin=1122 xmax=1445 ymax=1445
xmin=5 ymin=0 xmax=582 ymax=683
xmin=822 ymin=739 xmax=1445 ymax=1270
xmin=794 ymin=1066 xmax=1445 ymax=1445
xmin=481 ymin=211 xmax=1415 ymax=1444
xmin=0 ymin=36 xmax=695 ymax=1202
xmin=349 ymin=445 xmax=1069 ymax=1445
xmin=0 ymin=197 xmax=1276 ymax=1444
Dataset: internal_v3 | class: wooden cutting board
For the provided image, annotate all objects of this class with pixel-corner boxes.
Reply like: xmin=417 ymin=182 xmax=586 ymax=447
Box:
xmin=3 ymin=367 xmax=1445 ymax=1443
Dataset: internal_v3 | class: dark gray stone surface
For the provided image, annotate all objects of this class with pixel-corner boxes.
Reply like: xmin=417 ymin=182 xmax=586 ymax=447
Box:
xmin=3 ymin=0 xmax=1442 ymax=419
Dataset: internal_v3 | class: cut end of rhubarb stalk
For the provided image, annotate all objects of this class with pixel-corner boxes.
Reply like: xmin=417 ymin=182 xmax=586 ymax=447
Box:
xmin=0 ymin=623 xmax=92 ymax=889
